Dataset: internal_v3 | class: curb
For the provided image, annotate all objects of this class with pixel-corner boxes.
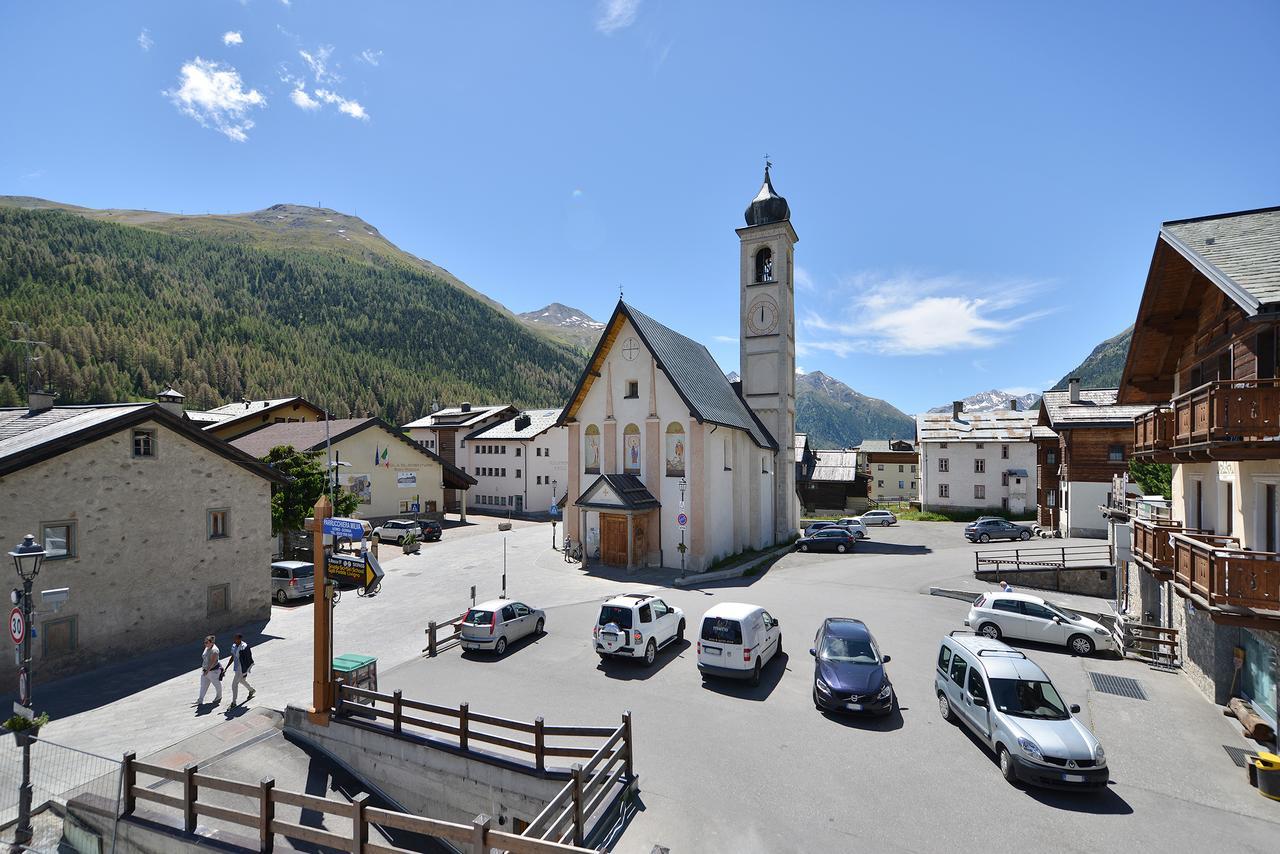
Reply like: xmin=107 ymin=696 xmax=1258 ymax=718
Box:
xmin=672 ymin=543 xmax=793 ymax=587
xmin=929 ymin=587 xmax=982 ymax=603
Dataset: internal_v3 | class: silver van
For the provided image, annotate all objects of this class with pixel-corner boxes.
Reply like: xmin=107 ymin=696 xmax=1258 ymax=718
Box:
xmin=271 ymin=560 xmax=315 ymax=604
xmin=935 ymin=632 xmax=1108 ymax=789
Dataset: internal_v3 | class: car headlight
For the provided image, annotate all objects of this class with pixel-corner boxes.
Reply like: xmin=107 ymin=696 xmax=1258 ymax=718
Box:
xmin=815 ymin=678 xmax=831 ymax=695
xmin=1094 ymin=744 xmax=1106 ymax=765
xmin=876 ymin=682 xmax=893 ymax=700
xmin=1092 ymin=627 xmax=1109 ymax=636
xmin=1017 ymin=737 xmax=1043 ymax=762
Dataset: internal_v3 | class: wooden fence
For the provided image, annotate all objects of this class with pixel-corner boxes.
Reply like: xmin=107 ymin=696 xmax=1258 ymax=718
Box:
xmin=121 ymin=752 xmax=600 ymax=853
xmin=424 ymin=614 xmax=465 ymax=657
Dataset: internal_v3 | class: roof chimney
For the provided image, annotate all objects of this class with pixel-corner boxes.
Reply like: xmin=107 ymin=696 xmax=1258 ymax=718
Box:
xmin=1068 ymin=377 xmax=1081 ymax=404
xmin=1009 ymin=398 xmax=1018 ymax=411
xmin=157 ymin=386 xmax=185 ymax=417
xmin=27 ymin=388 xmax=56 ymax=414
xmin=461 ymin=402 xmax=472 ymax=413
xmin=952 ymin=400 xmax=964 ymax=420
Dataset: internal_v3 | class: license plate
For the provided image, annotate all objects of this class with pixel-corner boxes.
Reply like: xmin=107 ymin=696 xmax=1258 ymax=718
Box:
xmin=1063 ymin=774 xmax=1085 ymax=783
xmin=846 ymin=702 xmax=863 ymax=711
xmin=704 ymin=647 xmax=721 ymax=656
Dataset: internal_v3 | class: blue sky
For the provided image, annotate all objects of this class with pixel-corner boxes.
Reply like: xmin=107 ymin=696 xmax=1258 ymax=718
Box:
xmin=3 ymin=1 xmax=1279 ymax=413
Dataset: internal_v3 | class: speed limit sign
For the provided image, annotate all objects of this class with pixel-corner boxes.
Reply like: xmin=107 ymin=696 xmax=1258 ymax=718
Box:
xmin=9 ymin=608 xmax=24 ymax=646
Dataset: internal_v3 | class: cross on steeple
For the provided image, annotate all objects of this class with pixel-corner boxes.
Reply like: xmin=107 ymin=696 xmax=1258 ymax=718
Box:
xmin=764 ymin=153 xmax=772 ymax=173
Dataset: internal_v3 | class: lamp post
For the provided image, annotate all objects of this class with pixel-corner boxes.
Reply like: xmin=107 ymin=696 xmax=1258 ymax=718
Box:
xmin=9 ymin=534 xmax=45 ymax=847
xmin=551 ymin=480 xmax=558 ymax=549
xmin=678 ymin=477 xmax=688 ymax=576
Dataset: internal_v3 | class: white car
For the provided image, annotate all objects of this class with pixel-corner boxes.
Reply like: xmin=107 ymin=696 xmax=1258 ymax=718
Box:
xmin=966 ymin=592 xmax=1116 ymax=657
xmin=859 ymin=510 xmax=897 ymax=526
xmin=594 ymin=593 xmax=685 ymax=666
xmin=372 ymin=519 xmax=421 ymax=544
xmin=460 ymin=599 xmax=545 ymax=656
xmin=696 ymin=602 xmax=783 ymax=687
xmin=835 ymin=518 xmax=869 ymax=539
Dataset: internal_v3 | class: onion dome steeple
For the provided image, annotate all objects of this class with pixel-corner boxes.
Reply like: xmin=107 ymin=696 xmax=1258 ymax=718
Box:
xmin=744 ymin=162 xmax=790 ymax=227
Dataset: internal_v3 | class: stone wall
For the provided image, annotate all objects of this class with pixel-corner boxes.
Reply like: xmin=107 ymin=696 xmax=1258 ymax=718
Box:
xmin=0 ymin=419 xmax=273 ymax=683
xmin=974 ymin=566 xmax=1115 ymax=598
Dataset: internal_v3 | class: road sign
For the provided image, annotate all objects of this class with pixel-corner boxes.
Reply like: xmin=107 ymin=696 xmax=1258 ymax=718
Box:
xmin=17 ymin=668 xmax=28 ymax=706
xmin=323 ymin=517 xmax=366 ymax=540
xmin=326 ymin=552 xmax=384 ymax=595
xmin=549 ymin=504 xmax=560 ymax=518
xmin=676 ymin=512 xmax=688 ymax=528
xmin=9 ymin=608 xmax=24 ymax=645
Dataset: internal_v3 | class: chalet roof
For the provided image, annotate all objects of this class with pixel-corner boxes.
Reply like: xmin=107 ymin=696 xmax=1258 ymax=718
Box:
xmin=187 ymin=396 xmax=324 ymax=432
xmin=1161 ymin=207 xmax=1280 ymax=310
xmin=228 ymin=417 xmax=476 ymax=489
xmin=858 ymin=439 xmax=918 ymax=454
xmin=1039 ymin=388 xmax=1151 ymax=427
xmin=465 ymin=409 xmax=563 ymax=442
xmin=0 ymin=403 xmax=284 ymax=482
xmin=402 ymin=404 xmax=515 ymax=430
xmin=794 ymin=433 xmax=808 ymax=464
xmin=810 ymin=450 xmax=862 ymax=483
xmin=1031 ymin=425 xmax=1060 ymax=440
xmin=574 ymin=473 xmax=660 ymax=511
xmin=559 ymin=301 xmax=776 ymax=451
xmin=916 ymin=409 xmax=1040 ymax=442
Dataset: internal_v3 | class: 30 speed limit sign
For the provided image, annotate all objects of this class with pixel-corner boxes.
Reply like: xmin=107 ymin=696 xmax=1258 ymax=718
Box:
xmin=9 ymin=607 xmax=24 ymax=646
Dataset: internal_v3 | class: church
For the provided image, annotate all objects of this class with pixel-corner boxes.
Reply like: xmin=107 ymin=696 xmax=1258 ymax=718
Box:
xmin=559 ymin=168 xmax=799 ymax=571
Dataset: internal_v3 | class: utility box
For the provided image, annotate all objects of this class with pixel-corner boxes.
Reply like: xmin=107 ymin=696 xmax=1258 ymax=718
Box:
xmin=333 ymin=653 xmax=378 ymax=705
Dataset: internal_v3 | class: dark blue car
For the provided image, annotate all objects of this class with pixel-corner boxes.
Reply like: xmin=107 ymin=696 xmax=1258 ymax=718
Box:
xmin=810 ymin=618 xmax=895 ymax=715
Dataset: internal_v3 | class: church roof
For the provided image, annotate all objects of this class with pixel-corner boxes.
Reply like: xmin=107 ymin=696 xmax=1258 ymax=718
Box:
xmin=744 ymin=165 xmax=790 ymax=227
xmin=574 ymin=473 xmax=660 ymax=511
xmin=558 ymin=301 xmax=777 ymax=451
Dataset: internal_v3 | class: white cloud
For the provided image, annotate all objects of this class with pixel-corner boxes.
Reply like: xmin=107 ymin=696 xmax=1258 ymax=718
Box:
xmin=223 ymin=31 xmax=243 ymax=46
xmin=712 ymin=335 xmax=738 ymax=344
xmin=315 ymin=89 xmax=368 ymax=120
xmin=358 ymin=48 xmax=382 ymax=66
xmin=596 ymin=0 xmax=640 ymax=34
xmin=800 ymin=272 xmax=1052 ymax=357
xmin=299 ymin=45 xmax=340 ymax=83
xmin=164 ymin=58 xmax=266 ymax=142
xmin=290 ymin=87 xmax=320 ymax=110
xmin=794 ymin=265 xmax=815 ymax=292
xmin=796 ymin=365 xmax=806 ymax=375
xmin=137 ymin=29 xmax=153 ymax=51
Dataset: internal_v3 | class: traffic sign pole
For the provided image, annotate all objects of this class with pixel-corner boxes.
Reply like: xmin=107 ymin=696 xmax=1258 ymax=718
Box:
xmin=310 ymin=495 xmax=334 ymax=723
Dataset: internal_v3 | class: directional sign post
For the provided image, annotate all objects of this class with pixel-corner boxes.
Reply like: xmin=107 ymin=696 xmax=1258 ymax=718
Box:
xmin=323 ymin=517 xmax=366 ymax=541
xmin=325 ymin=551 xmax=384 ymax=596
xmin=9 ymin=607 xmax=25 ymax=646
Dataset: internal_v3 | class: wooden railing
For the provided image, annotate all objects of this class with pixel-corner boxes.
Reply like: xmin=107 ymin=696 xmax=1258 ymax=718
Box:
xmin=424 ymin=613 xmax=465 ymax=657
xmin=1123 ymin=623 xmax=1180 ymax=668
xmin=121 ymin=753 xmax=601 ymax=854
xmin=1170 ymin=532 xmax=1280 ymax=611
xmin=524 ymin=718 xmax=634 ymax=847
xmin=1132 ymin=518 xmax=1185 ymax=575
xmin=1139 ymin=379 xmax=1280 ymax=451
xmin=1134 ymin=407 xmax=1175 ymax=455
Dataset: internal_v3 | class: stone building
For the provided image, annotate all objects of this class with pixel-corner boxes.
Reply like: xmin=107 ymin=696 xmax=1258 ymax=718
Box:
xmin=858 ymin=439 xmax=919 ymax=504
xmin=916 ymin=403 xmax=1042 ymax=515
xmin=0 ymin=393 xmax=283 ymax=683
xmin=402 ymin=404 xmax=515 ymax=512
xmin=462 ymin=408 xmax=568 ymax=516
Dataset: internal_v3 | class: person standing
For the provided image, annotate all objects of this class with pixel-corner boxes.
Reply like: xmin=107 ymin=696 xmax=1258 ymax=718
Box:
xmin=228 ymin=633 xmax=256 ymax=705
xmin=197 ymin=635 xmax=222 ymax=706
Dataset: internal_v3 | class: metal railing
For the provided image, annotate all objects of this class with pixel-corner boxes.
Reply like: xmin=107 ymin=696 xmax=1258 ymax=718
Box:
xmin=1170 ymin=532 xmax=1280 ymax=611
xmin=0 ymin=737 xmax=123 ymax=852
xmin=974 ymin=543 xmax=1113 ymax=573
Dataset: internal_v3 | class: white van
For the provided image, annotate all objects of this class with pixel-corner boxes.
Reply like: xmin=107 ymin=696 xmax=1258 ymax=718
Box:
xmin=696 ymin=603 xmax=783 ymax=687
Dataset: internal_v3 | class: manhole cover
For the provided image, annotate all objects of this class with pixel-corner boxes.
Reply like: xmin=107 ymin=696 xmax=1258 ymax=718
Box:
xmin=1223 ymin=745 xmax=1256 ymax=768
xmin=1088 ymin=671 xmax=1148 ymax=700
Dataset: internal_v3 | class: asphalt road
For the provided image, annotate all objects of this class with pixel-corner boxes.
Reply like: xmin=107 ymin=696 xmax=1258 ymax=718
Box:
xmin=381 ymin=522 xmax=1280 ymax=854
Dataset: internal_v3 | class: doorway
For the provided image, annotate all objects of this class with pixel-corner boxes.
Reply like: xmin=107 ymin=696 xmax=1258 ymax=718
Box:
xmin=601 ymin=514 xmax=628 ymax=566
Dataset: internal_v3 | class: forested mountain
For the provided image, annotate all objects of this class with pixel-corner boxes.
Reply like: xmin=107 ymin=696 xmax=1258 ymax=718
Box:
xmin=0 ymin=207 xmax=582 ymax=422
xmin=1052 ymin=326 xmax=1132 ymax=389
xmin=795 ymin=371 xmax=915 ymax=449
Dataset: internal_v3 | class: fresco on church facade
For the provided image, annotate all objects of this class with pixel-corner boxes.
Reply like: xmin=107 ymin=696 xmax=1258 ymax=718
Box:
xmin=584 ymin=425 xmax=601 ymax=474
xmin=665 ymin=422 xmax=685 ymax=477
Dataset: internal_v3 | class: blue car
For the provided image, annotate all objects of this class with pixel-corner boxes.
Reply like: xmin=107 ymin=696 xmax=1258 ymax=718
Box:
xmin=810 ymin=618 xmax=895 ymax=716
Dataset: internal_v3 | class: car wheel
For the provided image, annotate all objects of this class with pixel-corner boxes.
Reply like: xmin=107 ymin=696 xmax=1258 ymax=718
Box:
xmin=1019 ymin=530 xmax=1032 ymax=541
xmin=676 ymin=619 xmax=686 ymax=642
xmin=274 ymin=589 xmax=288 ymax=605
xmin=938 ymin=692 xmax=954 ymax=723
xmin=857 ymin=531 xmax=866 ymax=539
xmin=979 ymin=533 xmax=991 ymax=543
xmin=775 ymin=633 xmax=782 ymax=660
xmin=978 ymin=622 xmax=1002 ymax=641
xmin=1069 ymin=634 xmax=1095 ymax=656
xmin=495 ymin=637 xmax=507 ymax=657
xmin=836 ymin=544 xmax=847 ymax=554
xmin=643 ymin=639 xmax=657 ymax=667
xmin=799 ymin=543 xmax=809 ymax=552
xmin=535 ymin=618 xmax=544 ymax=636
xmin=999 ymin=746 xmax=1018 ymax=784
xmin=750 ymin=659 xmax=762 ymax=688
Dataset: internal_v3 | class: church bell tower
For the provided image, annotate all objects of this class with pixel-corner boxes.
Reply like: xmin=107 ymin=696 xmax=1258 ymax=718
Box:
xmin=738 ymin=164 xmax=798 ymax=542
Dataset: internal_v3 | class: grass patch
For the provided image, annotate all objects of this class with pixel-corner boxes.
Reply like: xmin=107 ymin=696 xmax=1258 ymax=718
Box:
xmin=896 ymin=509 xmax=953 ymax=522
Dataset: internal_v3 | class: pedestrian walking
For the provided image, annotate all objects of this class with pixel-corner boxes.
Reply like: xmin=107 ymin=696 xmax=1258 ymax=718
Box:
xmin=228 ymin=633 xmax=256 ymax=706
xmin=999 ymin=580 xmax=1014 ymax=594
xmin=197 ymin=635 xmax=222 ymax=706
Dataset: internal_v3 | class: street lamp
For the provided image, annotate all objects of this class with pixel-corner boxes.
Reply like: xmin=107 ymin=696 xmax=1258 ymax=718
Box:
xmin=678 ymin=477 xmax=688 ymax=576
xmin=551 ymin=480 xmax=559 ymax=549
xmin=8 ymin=533 xmax=45 ymax=847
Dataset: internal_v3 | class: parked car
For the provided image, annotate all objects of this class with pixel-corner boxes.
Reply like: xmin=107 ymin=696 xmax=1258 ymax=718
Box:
xmin=965 ymin=518 xmax=1033 ymax=542
xmin=859 ymin=509 xmax=897 ymax=526
xmin=594 ymin=593 xmax=685 ymax=666
xmin=796 ymin=528 xmax=857 ymax=553
xmin=697 ymin=603 xmax=783 ymax=687
xmin=834 ymin=518 xmax=869 ymax=539
xmin=270 ymin=560 xmax=315 ymax=604
xmin=810 ymin=618 xmax=894 ymax=715
xmin=803 ymin=521 xmax=837 ymax=537
xmin=372 ymin=519 xmax=422 ymax=545
xmin=460 ymin=598 xmax=545 ymax=656
xmin=419 ymin=519 xmax=443 ymax=542
xmin=966 ymin=592 xmax=1115 ymax=656
xmin=936 ymin=633 xmax=1108 ymax=789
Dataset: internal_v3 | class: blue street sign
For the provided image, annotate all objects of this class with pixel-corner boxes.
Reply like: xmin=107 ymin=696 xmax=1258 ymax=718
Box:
xmin=677 ymin=512 xmax=688 ymax=528
xmin=550 ymin=504 xmax=560 ymax=518
xmin=323 ymin=517 xmax=366 ymax=539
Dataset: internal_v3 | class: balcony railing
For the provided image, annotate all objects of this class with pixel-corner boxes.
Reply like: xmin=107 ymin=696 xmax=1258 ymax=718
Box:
xmin=1132 ymin=518 xmax=1185 ymax=575
xmin=1170 ymin=532 xmax=1280 ymax=613
xmin=1134 ymin=407 xmax=1175 ymax=455
xmin=1137 ymin=380 xmax=1280 ymax=457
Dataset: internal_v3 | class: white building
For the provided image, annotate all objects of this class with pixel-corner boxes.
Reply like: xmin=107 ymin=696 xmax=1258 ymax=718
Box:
xmin=916 ymin=403 xmax=1041 ymax=515
xmin=461 ymin=409 xmax=568 ymax=516
xmin=402 ymin=404 xmax=515 ymax=512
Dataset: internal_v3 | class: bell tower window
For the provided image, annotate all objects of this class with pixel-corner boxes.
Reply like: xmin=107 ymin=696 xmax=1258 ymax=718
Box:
xmin=755 ymin=247 xmax=774 ymax=283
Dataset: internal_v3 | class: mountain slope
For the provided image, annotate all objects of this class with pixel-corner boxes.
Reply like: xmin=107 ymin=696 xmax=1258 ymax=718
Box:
xmin=928 ymin=390 xmax=1039 ymax=414
xmin=795 ymin=371 xmax=915 ymax=449
xmin=518 ymin=303 xmax=605 ymax=352
xmin=0 ymin=206 xmax=581 ymax=421
xmin=1052 ymin=326 xmax=1132 ymax=389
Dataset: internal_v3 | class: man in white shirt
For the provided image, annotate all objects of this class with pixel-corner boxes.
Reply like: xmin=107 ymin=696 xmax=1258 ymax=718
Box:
xmin=197 ymin=635 xmax=222 ymax=706
xmin=229 ymin=633 xmax=256 ymax=705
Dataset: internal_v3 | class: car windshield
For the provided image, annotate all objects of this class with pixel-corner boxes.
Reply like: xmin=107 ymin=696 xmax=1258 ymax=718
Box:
xmin=820 ymin=635 xmax=878 ymax=663
xmin=989 ymin=678 xmax=1070 ymax=720
xmin=701 ymin=617 xmax=743 ymax=644
xmin=465 ymin=609 xmax=493 ymax=624
xmin=598 ymin=606 xmax=634 ymax=629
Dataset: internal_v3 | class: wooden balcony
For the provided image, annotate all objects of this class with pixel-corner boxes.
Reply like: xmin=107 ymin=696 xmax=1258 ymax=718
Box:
xmin=1169 ymin=531 xmax=1280 ymax=622
xmin=1131 ymin=518 xmax=1184 ymax=579
xmin=1136 ymin=379 xmax=1280 ymax=460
